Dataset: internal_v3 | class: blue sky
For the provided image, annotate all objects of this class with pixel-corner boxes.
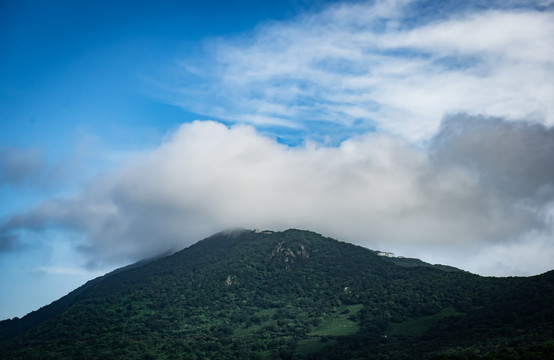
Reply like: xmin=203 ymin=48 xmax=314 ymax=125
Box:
xmin=1 ymin=0 xmax=554 ymax=319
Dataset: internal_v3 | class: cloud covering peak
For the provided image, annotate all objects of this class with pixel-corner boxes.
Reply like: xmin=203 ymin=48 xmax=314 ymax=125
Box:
xmin=2 ymin=0 xmax=554 ymax=293
xmin=2 ymin=117 xmax=553 ymax=275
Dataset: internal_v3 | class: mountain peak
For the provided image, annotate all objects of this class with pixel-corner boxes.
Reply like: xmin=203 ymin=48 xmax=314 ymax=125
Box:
xmin=1 ymin=229 xmax=553 ymax=359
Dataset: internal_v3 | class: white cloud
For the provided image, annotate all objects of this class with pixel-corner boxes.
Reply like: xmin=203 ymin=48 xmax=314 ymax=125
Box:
xmin=2 ymin=118 xmax=552 ymax=275
xmin=173 ymin=1 xmax=554 ymax=143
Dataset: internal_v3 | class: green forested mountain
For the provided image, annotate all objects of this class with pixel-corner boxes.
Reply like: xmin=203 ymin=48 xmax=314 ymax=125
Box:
xmin=1 ymin=229 xmax=553 ymax=359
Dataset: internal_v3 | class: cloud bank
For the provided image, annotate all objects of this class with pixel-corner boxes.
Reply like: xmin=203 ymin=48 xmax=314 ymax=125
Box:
xmin=2 ymin=117 xmax=553 ymax=275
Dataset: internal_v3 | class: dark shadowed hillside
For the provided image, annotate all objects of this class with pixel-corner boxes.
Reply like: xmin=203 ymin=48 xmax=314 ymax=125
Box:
xmin=1 ymin=229 xmax=553 ymax=359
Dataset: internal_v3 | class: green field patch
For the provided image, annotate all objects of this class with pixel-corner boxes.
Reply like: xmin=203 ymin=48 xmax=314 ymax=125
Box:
xmin=233 ymin=308 xmax=278 ymax=336
xmin=308 ymin=304 xmax=363 ymax=336
xmin=388 ymin=307 xmax=463 ymax=337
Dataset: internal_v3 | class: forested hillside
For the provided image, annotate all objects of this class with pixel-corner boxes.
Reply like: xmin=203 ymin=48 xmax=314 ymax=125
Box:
xmin=1 ymin=229 xmax=553 ymax=359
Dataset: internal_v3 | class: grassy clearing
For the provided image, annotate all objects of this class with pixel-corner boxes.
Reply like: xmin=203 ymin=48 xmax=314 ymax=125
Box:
xmin=387 ymin=307 xmax=463 ymax=337
xmin=296 ymin=304 xmax=362 ymax=355
xmin=309 ymin=304 xmax=363 ymax=336
xmin=233 ymin=308 xmax=277 ymax=336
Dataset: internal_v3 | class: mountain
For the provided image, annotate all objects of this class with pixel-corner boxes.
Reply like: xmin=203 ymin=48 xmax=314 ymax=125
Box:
xmin=1 ymin=229 xmax=553 ymax=359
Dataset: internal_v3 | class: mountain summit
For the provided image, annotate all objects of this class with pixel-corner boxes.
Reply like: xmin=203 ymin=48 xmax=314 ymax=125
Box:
xmin=1 ymin=229 xmax=553 ymax=359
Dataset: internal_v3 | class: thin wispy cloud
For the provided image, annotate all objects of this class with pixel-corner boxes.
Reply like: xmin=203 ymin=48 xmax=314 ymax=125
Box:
xmin=174 ymin=0 xmax=554 ymax=143
xmin=35 ymin=266 xmax=103 ymax=276
xmin=0 ymin=147 xmax=57 ymax=189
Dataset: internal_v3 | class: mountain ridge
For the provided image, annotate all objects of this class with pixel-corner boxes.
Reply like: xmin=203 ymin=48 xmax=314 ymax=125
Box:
xmin=1 ymin=229 xmax=553 ymax=359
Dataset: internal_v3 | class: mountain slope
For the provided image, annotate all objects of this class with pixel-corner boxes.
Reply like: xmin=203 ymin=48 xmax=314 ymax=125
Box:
xmin=1 ymin=229 xmax=553 ymax=359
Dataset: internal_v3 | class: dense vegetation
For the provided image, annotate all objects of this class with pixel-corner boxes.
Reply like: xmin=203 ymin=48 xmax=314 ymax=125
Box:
xmin=1 ymin=229 xmax=553 ymax=359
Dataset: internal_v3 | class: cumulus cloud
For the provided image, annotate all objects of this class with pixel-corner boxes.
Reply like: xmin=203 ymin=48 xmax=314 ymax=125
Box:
xmin=171 ymin=0 xmax=554 ymax=143
xmin=431 ymin=115 xmax=554 ymax=200
xmin=1 ymin=118 xmax=553 ymax=274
